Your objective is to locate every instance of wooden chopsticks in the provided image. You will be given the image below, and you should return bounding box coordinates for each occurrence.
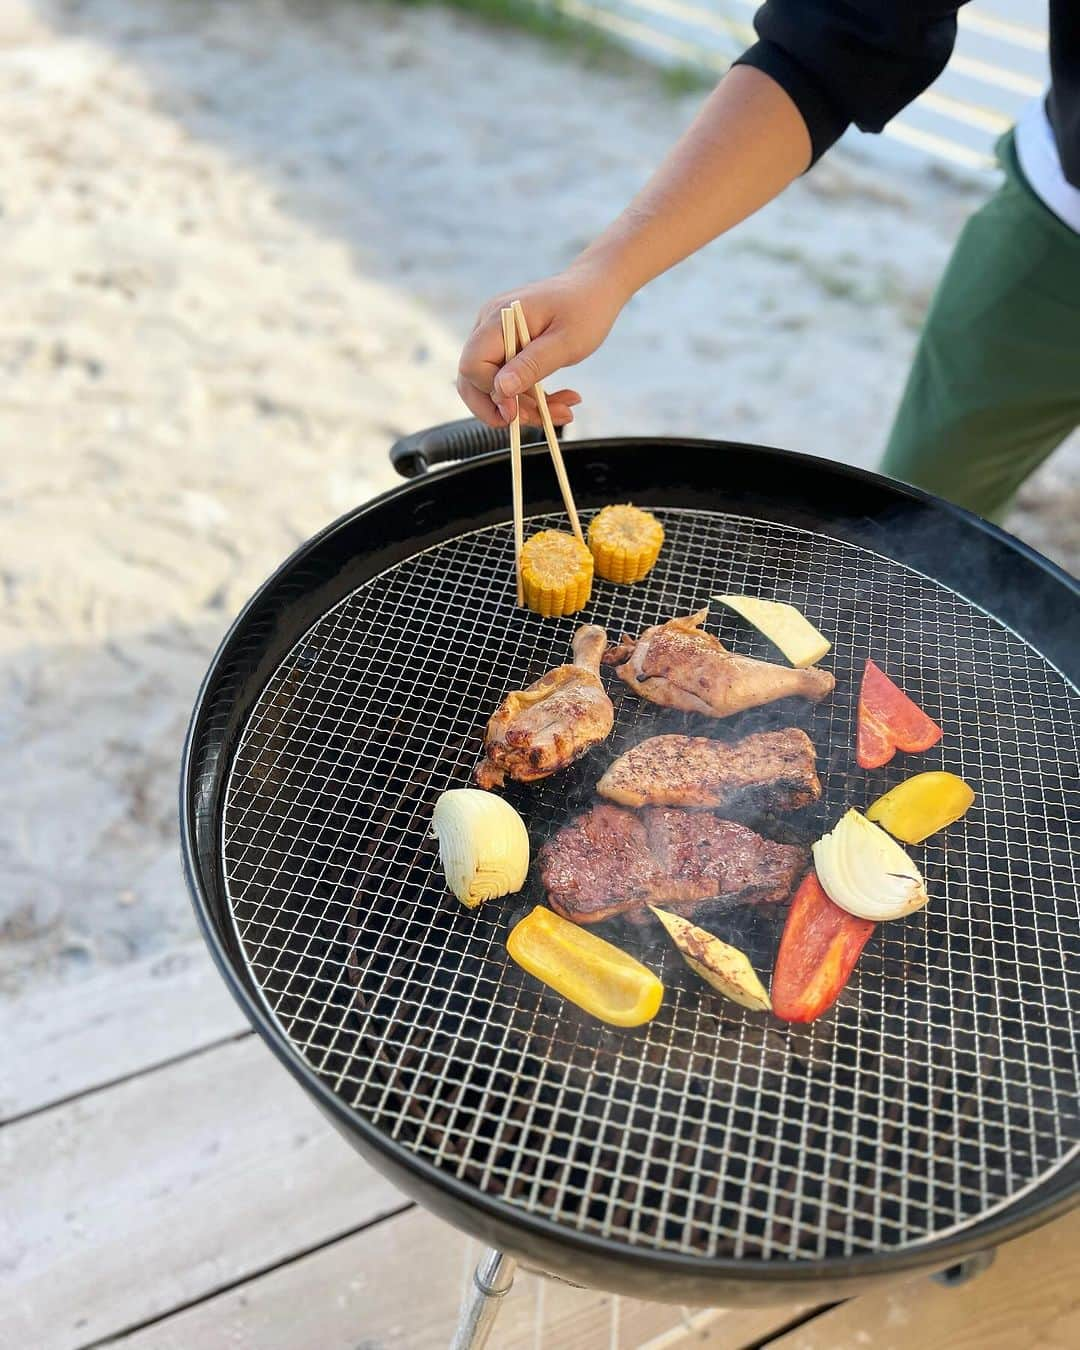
[499,300,584,605]
[510,300,584,545]
[499,308,525,606]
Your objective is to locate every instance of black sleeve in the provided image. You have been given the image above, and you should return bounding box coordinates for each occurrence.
[733,1,962,164]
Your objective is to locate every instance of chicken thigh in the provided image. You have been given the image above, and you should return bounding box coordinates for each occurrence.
[475,625,614,788]
[605,610,834,717]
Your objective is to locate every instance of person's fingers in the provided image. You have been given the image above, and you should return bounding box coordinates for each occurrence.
[495,393,576,426]
[496,398,546,426]
[522,409,576,429]
[456,372,504,428]
[458,311,508,397]
[458,298,584,426]
[544,389,581,410]
[455,379,576,431]
[520,389,578,427]
[498,389,580,422]
[493,330,570,399]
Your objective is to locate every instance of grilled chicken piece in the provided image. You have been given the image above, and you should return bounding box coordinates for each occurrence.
[540,804,807,924]
[597,729,821,813]
[605,609,834,717]
[475,625,614,789]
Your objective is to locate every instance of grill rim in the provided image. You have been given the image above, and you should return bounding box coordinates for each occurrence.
[181,436,1080,1288]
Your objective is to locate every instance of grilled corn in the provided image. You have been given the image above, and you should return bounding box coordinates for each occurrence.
[520,529,594,617]
[587,504,664,584]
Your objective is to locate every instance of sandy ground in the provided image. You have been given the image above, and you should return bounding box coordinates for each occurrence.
[1,0,1076,992]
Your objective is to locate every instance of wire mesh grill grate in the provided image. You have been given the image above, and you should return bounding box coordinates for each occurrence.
[222,509,1079,1260]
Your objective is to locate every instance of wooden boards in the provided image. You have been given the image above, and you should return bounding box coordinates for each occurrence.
[109,1205,815,1350]
[2,943,248,1121]
[763,1206,1080,1350]
[1,1035,402,1349]
[4,954,1077,1349]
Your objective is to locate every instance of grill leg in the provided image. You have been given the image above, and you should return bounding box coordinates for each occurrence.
[931,1249,996,1288]
[450,1248,518,1350]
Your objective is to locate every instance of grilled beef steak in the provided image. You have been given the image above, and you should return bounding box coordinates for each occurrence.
[605,609,834,717]
[597,728,821,812]
[540,804,808,924]
[476,625,614,788]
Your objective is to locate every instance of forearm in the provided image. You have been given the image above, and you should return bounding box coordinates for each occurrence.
[576,66,812,300]
[459,5,961,425]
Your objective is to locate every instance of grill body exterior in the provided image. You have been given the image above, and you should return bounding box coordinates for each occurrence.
[182,436,1079,1306]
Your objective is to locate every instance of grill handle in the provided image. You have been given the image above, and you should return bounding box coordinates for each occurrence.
[389,416,560,478]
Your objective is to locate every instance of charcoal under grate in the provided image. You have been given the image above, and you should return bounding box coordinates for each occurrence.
[221,509,1079,1261]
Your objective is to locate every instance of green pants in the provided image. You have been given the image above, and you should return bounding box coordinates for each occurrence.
[882,131,1080,522]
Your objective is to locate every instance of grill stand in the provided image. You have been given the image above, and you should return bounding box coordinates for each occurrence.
[931,1250,996,1288]
[446,1242,997,1345]
[450,1249,518,1350]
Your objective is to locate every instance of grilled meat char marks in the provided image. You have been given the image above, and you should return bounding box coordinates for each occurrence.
[597,728,821,813]
[540,804,808,924]
[605,609,835,717]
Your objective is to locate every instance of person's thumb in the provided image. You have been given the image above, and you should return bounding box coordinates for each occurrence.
[493,331,568,398]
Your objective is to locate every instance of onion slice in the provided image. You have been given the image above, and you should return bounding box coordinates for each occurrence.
[432,789,529,908]
[812,808,929,922]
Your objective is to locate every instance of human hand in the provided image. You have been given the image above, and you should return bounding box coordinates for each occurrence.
[456,261,627,428]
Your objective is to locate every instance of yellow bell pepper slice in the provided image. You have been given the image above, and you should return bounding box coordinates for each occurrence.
[507,906,663,1027]
[866,771,975,844]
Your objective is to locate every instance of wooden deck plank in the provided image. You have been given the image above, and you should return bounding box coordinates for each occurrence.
[763,1206,1080,1350]
[0,1035,402,1350]
[7,949,1073,1350]
[1,943,249,1121]
[111,1204,813,1350]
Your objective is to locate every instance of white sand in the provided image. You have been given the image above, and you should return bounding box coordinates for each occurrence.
[2,0,1076,990]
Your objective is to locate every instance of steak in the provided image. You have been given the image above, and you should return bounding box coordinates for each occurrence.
[596,729,821,812]
[539,804,808,924]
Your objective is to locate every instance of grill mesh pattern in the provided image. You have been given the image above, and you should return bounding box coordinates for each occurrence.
[222,510,1079,1260]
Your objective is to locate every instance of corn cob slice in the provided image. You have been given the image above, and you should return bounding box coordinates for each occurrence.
[587,505,664,584]
[520,530,594,618]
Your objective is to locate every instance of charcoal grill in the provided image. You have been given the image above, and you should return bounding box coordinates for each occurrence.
[182,425,1079,1339]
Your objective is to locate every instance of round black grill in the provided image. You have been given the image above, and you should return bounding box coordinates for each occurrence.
[220,507,1079,1262]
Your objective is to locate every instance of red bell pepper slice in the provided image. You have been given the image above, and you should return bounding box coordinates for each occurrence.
[856,658,942,769]
[772,872,875,1022]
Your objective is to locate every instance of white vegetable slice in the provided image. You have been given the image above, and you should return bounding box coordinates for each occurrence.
[812,808,929,922]
[714,594,831,667]
[649,907,771,1011]
[432,789,529,908]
